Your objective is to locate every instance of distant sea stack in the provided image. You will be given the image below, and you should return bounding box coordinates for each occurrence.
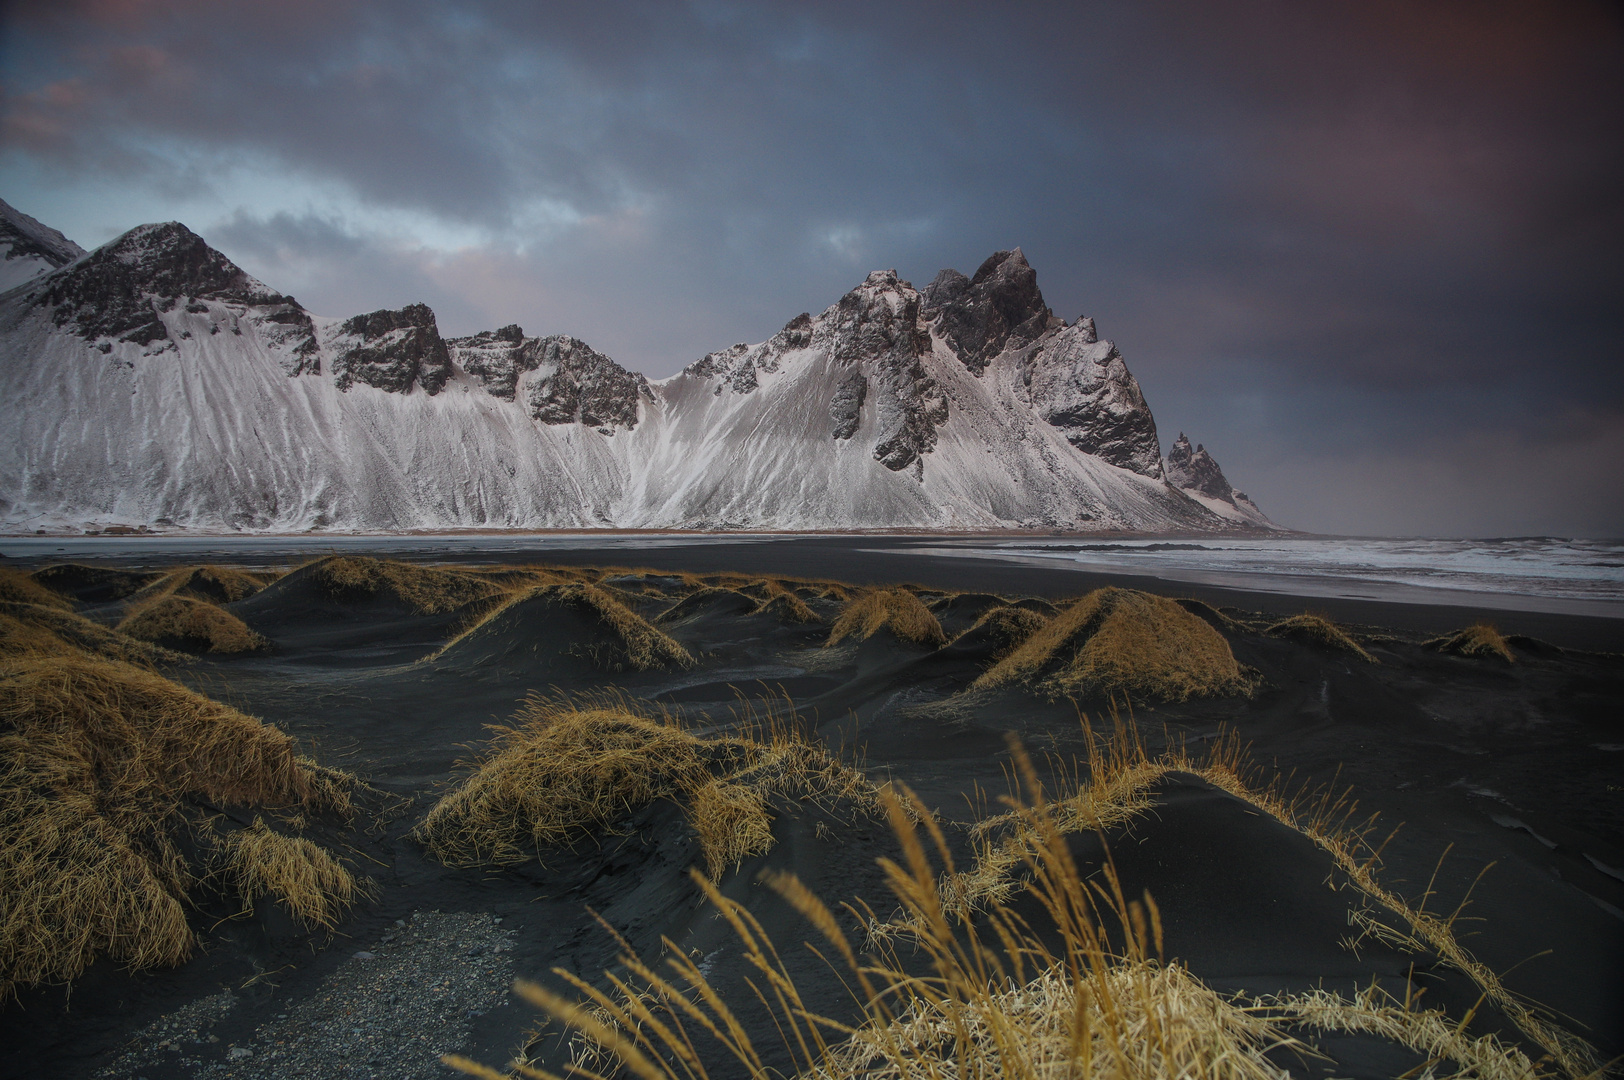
[0,200,1275,533]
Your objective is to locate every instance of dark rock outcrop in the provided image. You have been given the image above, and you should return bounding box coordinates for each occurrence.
[449,325,650,428]
[829,370,868,439]
[525,336,651,430]
[921,249,1058,375]
[330,303,452,395]
[1021,322,1164,478]
[0,197,84,270]
[684,312,815,395]
[824,270,945,472]
[1165,433,1234,500]
[447,323,536,400]
[33,222,310,353]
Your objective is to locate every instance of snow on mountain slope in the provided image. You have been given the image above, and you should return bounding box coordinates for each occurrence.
[0,198,86,295]
[0,214,1278,533]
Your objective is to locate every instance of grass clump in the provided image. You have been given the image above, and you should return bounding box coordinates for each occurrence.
[0,567,73,610]
[128,564,276,606]
[308,555,509,614]
[826,589,946,649]
[753,581,820,623]
[432,583,693,670]
[1428,622,1515,663]
[450,735,1582,1080]
[0,652,342,998]
[414,694,880,879]
[954,604,1048,659]
[220,818,364,930]
[1266,613,1377,663]
[912,717,1600,1080]
[0,601,184,665]
[117,595,268,654]
[973,587,1247,702]
[29,564,163,604]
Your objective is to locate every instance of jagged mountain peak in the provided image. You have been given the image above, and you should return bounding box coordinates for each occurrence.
[0,210,1276,532]
[1166,432,1232,499]
[921,247,1056,375]
[27,218,295,352]
[0,198,85,281]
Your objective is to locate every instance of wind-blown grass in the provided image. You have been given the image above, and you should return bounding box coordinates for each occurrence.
[827,589,946,648]
[1428,623,1516,663]
[444,729,1586,1080]
[973,587,1248,701]
[219,818,365,931]
[118,594,268,654]
[414,693,881,879]
[0,601,184,665]
[1266,613,1377,663]
[0,567,73,611]
[0,651,348,998]
[428,582,694,670]
[306,555,513,614]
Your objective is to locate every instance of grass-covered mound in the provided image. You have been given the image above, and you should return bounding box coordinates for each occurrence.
[972,587,1248,702]
[1266,613,1377,663]
[457,730,1586,1080]
[1428,623,1516,663]
[827,588,947,649]
[754,588,820,623]
[0,567,73,611]
[117,594,268,654]
[29,564,164,604]
[431,583,693,671]
[304,555,515,614]
[657,586,761,623]
[950,604,1049,660]
[0,601,184,665]
[127,564,278,606]
[414,694,881,877]
[0,651,360,999]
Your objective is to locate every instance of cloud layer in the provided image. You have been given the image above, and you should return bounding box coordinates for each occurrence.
[4,0,1621,535]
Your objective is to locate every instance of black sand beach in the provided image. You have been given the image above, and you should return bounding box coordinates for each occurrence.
[1,537,1620,1080]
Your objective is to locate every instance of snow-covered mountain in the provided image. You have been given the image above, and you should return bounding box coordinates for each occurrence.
[0,198,85,295]
[0,210,1276,533]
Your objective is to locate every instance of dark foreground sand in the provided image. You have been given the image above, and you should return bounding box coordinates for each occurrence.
[2,540,1620,1080]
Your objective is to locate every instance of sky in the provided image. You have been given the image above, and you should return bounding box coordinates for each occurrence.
[2,0,1621,537]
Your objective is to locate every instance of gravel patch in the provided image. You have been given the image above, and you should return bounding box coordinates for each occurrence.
[96,911,516,1080]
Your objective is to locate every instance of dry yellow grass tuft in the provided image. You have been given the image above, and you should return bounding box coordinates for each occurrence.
[1428,622,1516,663]
[826,588,947,648]
[220,819,365,930]
[414,694,881,878]
[30,564,164,603]
[656,586,760,622]
[430,582,693,669]
[954,604,1048,659]
[905,717,1600,1080]
[0,652,340,998]
[0,567,73,610]
[0,601,184,665]
[448,733,1576,1080]
[973,587,1247,702]
[1266,613,1377,663]
[307,555,508,614]
[118,595,268,654]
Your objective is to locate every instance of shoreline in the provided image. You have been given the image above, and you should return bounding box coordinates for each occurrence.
[3,533,1619,649]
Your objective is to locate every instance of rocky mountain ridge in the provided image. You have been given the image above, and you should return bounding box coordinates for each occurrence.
[0,197,85,293]
[0,206,1274,532]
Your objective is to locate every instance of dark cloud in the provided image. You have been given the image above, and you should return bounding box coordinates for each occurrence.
[2,0,1621,534]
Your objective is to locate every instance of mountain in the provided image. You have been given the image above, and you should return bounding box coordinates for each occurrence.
[0,198,86,294]
[0,211,1275,533]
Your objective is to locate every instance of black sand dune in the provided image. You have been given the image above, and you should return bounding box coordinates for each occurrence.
[1,546,1620,1080]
